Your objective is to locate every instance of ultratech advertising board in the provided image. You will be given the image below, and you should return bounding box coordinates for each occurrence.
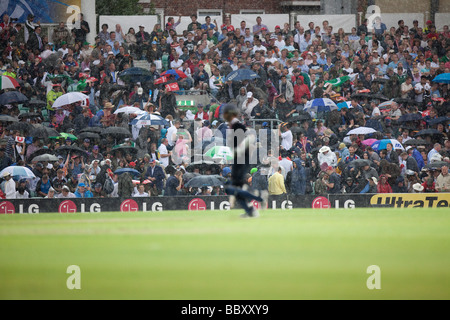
[0,194,449,214]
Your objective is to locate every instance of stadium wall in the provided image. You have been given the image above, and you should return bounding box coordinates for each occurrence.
[1,194,449,214]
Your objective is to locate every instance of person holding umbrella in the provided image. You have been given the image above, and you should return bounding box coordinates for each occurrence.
[46,84,64,115]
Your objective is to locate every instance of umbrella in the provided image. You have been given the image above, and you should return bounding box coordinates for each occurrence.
[112,146,138,155]
[161,69,187,79]
[101,127,132,138]
[6,122,33,133]
[56,145,87,156]
[372,78,388,83]
[432,73,450,84]
[204,146,233,161]
[337,101,353,110]
[0,166,35,179]
[114,106,145,115]
[52,92,89,109]
[0,75,20,90]
[378,100,396,110]
[18,112,42,120]
[184,175,225,188]
[427,117,450,126]
[371,139,405,151]
[362,138,378,146]
[398,113,422,122]
[30,125,60,139]
[345,159,371,168]
[80,127,103,134]
[415,129,444,137]
[32,154,60,162]
[27,148,54,161]
[304,98,338,113]
[186,161,215,173]
[0,115,18,122]
[24,99,47,108]
[393,98,416,105]
[50,132,77,140]
[77,132,101,140]
[225,69,260,82]
[183,172,200,182]
[351,92,370,99]
[367,93,389,101]
[131,113,168,126]
[114,168,141,176]
[403,139,430,146]
[347,127,377,135]
[0,91,28,104]
[425,161,448,169]
[119,67,153,83]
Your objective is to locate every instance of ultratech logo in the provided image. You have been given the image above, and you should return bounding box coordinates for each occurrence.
[370,194,450,208]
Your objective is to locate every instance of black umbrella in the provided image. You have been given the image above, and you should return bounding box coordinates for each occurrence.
[427,117,450,126]
[394,98,416,105]
[425,161,448,169]
[112,146,138,155]
[345,159,371,168]
[184,175,225,188]
[25,99,46,107]
[80,127,104,134]
[0,91,28,104]
[101,127,132,138]
[32,154,60,162]
[119,67,153,83]
[398,113,422,122]
[186,160,215,173]
[77,132,101,140]
[30,125,60,138]
[351,93,370,99]
[415,129,444,137]
[368,93,389,101]
[28,148,55,162]
[183,172,200,183]
[404,139,430,146]
[0,115,18,122]
[6,122,33,133]
[18,112,42,120]
[57,145,87,156]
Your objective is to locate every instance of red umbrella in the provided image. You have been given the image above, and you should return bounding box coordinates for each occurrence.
[154,76,168,85]
[161,69,187,79]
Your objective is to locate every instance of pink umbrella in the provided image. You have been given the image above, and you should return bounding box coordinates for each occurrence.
[362,138,378,146]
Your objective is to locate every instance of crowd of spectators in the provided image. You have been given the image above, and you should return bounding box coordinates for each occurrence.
[0,12,449,199]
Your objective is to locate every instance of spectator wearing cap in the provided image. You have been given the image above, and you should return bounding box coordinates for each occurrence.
[45,188,56,199]
[1,172,16,199]
[75,182,93,198]
[92,183,106,198]
[46,83,64,112]
[242,92,259,119]
[318,146,338,168]
[58,185,76,198]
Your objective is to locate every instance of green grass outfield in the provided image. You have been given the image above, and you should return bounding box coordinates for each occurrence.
[0,208,449,300]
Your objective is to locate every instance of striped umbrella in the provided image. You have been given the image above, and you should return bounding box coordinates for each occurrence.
[304,98,338,113]
[0,75,20,90]
[337,101,353,110]
[0,166,36,180]
[131,112,168,126]
[371,139,405,151]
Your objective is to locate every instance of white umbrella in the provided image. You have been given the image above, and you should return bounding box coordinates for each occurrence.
[0,166,36,179]
[346,127,378,135]
[114,106,145,115]
[52,92,89,109]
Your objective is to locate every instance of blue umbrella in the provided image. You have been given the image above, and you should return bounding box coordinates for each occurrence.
[304,98,338,113]
[427,116,450,126]
[114,168,141,176]
[432,73,450,84]
[371,139,404,151]
[398,113,422,122]
[225,69,260,82]
[131,113,168,126]
[337,101,352,111]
